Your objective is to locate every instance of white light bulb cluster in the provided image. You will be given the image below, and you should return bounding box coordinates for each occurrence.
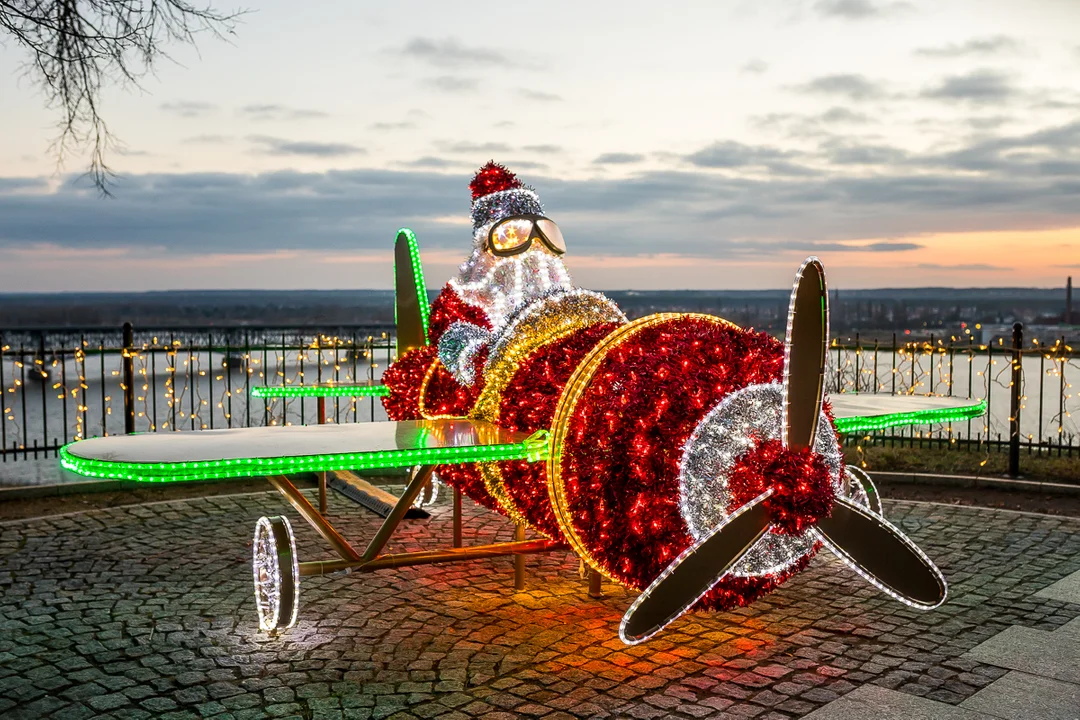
[252,516,299,632]
[678,382,844,578]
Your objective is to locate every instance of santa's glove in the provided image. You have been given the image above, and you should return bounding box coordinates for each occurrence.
[438,322,492,386]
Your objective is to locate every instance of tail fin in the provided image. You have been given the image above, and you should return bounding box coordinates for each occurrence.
[394,228,430,356]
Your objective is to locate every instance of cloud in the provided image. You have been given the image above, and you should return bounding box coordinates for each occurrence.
[967,116,1011,130]
[424,76,478,93]
[916,35,1024,58]
[520,90,562,102]
[812,0,914,20]
[915,262,1003,271]
[920,120,1080,174]
[370,121,417,131]
[792,74,885,101]
[182,135,234,145]
[594,153,646,165]
[922,69,1016,104]
[240,104,328,121]
[160,101,216,118]
[812,240,923,252]
[685,140,816,175]
[398,157,466,169]
[820,140,908,165]
[248,136,366,157]
[437,141,512,154]
[819,107,870,124]
[401,38,516,69]
[741,59,768,74]
[2,120,1077,264]
[0,178,48,192]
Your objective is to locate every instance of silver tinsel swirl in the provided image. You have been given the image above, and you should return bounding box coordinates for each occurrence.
[484,288,626,374]
[678,382,845,578]
[438,321,493,386]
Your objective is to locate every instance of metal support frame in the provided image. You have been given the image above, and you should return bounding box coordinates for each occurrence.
[267,475,361,562]
[362,465,436,561]
[588,569,603,598]
[514,523,526,590]
[267,464,565,587]
[317,396,328,514]
[453,487,463,548]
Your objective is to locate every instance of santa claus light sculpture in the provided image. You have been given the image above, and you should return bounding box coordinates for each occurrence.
[383,162,947,644]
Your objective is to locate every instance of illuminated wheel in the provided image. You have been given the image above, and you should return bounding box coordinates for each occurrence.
[253,516,299,634]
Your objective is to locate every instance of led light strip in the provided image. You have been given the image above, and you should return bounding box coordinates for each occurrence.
[832,399,987,434]
[417,359,464,420]
[251,385,390,399]
[397,228,431,343]
[60,431,551,483]
[547,313,740,583]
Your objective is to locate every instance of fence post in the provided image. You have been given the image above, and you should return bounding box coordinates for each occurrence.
[1009,322,1023,478]
[123,322,136,435]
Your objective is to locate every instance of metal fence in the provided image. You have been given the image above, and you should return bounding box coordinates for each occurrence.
[827,326,1079,467]
[1,324,396,461]
[3,322,1078,468]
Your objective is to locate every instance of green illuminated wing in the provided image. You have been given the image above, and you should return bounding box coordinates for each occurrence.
[829,394,987,434]
[60,421,549,483]
[394,228,431,355]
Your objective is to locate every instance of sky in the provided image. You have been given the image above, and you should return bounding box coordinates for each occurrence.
[1,0,1079,293]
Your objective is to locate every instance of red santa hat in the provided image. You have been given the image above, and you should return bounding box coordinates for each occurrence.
[468,161,544,235]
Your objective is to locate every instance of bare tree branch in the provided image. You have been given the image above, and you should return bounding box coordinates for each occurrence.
[1,0,244,195]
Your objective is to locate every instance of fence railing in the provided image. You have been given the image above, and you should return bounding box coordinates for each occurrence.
[1,324,395,461]
[827,325,1079,472]
[3,322,1077,475]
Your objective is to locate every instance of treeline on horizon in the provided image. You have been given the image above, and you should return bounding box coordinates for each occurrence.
[0,287,1073,337]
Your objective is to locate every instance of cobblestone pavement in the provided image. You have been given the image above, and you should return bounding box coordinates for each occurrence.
[1,488,1078,720]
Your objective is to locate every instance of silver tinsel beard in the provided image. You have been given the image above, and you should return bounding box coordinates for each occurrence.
[678,382,845,578]
[449,247,575,330]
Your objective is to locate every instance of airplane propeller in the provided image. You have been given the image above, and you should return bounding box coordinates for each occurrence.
[619,258,947,644]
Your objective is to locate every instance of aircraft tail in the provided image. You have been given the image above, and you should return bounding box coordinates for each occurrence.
[393,228,431,356]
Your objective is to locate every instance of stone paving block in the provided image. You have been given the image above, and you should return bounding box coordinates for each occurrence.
[1,495,1079,719]
[960,670,1080,720]
[965,625,1080,684]
[1034,568,1080,605]
[802,684,993,719]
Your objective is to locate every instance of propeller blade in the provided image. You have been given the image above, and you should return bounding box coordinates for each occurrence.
[783,258,828,451]
[620,489,774,645]
[814,495,946,609]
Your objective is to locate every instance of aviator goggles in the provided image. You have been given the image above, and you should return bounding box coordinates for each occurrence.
[486,214,567,257]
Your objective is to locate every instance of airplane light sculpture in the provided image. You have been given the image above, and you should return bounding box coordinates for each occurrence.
[60,164,985,644]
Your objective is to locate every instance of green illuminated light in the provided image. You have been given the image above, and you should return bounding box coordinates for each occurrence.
[397,227,431,344]
[834,399,987,434]
[251,384,390,399]
[60,430,551,483]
